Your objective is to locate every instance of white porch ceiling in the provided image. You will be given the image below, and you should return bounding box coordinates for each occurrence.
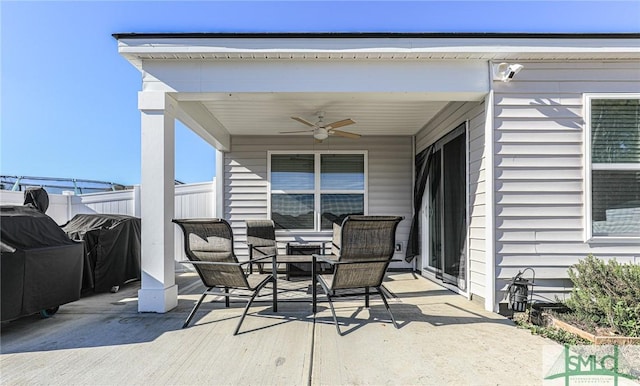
[189,92,450,137]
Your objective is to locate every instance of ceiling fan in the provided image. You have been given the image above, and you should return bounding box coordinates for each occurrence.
[280,111,360,141]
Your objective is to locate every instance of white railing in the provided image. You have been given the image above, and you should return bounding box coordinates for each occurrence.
[1,179,216,265]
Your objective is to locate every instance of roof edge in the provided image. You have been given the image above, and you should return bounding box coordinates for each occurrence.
[112,32,640,40]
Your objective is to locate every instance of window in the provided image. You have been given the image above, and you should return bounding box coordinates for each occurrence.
[586,95,640,239]
[269,152,366,231]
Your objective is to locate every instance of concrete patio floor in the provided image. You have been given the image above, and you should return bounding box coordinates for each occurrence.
[1,272,559,385]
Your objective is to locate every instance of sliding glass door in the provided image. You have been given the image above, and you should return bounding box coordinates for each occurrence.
[428,150,442,277]
[422,124,467,291]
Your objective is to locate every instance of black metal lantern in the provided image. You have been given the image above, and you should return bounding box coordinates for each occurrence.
[507,268,535,312]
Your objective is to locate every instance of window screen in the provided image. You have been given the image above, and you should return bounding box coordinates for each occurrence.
[270,152,366,231]
[589,98,640,237]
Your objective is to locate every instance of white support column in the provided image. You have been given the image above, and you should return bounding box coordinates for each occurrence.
[138,91,178,313]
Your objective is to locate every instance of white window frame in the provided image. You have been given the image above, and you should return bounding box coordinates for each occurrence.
[267,150,368,233]
[584,93,640,242]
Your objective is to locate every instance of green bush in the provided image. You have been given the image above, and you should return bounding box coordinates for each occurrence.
[565,255,640,337]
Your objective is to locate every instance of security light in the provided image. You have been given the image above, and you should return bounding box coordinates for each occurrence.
[493,62,524,82]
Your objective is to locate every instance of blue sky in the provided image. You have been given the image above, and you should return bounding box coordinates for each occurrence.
[2,1,639,185]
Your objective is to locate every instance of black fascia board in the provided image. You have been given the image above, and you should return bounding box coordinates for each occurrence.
[112,32,640,40]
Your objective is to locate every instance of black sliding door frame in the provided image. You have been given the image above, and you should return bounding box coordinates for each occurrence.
[421,121,469,293]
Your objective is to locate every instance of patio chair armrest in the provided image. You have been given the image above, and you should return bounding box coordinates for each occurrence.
[177,260,244,267]
[244,254,276,264]
[247,244,278,261]
[312,254,338,265]
[247,254,278,279]
[322,258,393,265]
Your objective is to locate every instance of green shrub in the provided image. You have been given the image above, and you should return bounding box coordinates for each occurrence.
[565,255,640,337]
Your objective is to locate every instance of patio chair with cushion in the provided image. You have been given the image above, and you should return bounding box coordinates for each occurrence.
[173,218,276,335]
[312,215,403,335]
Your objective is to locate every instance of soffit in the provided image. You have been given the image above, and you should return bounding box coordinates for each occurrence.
[193,93,450,137]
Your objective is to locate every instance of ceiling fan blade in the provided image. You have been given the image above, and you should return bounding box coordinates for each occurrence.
[279,129,314,134]
[325,118,355,129]
[330,129,361,139]
[291,116,316,127]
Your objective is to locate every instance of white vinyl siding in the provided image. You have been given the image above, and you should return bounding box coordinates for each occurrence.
[416,101,487,299]
[492,61,640,304]
[224,135,413,267]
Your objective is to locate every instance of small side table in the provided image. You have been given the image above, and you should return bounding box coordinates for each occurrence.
[285,242,325,280]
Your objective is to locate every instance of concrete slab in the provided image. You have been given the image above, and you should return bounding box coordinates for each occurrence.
[1,272,562,385]
[311,273,552,385]
[1,274,313,385]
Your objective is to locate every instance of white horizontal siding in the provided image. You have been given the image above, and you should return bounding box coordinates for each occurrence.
[415,100,487,298]
[224,135,413,267]
[492,60,640,307]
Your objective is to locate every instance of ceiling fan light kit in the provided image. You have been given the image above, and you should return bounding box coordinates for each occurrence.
[313,128,329,140]
[281,111,360,141]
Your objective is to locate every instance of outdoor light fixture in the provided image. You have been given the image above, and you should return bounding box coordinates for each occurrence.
[313,127,329,140]
[507,267,535,313]
[493,62,524,82]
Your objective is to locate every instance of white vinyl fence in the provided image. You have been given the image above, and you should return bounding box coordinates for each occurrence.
[0,180,216,266]
[0,190,73,224]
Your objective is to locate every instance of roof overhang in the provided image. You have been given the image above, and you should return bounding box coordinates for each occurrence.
[114,33,640,150]
[114,32,640,64]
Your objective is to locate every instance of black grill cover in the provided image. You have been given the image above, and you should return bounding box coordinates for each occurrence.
[23,187,49,214]
[62,214,141,293]
[1,205,83,321]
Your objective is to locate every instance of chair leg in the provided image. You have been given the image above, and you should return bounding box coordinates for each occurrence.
[234,279,270,335]
[312,257,317,313]
[325,292,342,336]
[317,279,341,335]
[183,289,211,329]
[272,254,278,312]
[365,286,370,308]
[377,286,398,329]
